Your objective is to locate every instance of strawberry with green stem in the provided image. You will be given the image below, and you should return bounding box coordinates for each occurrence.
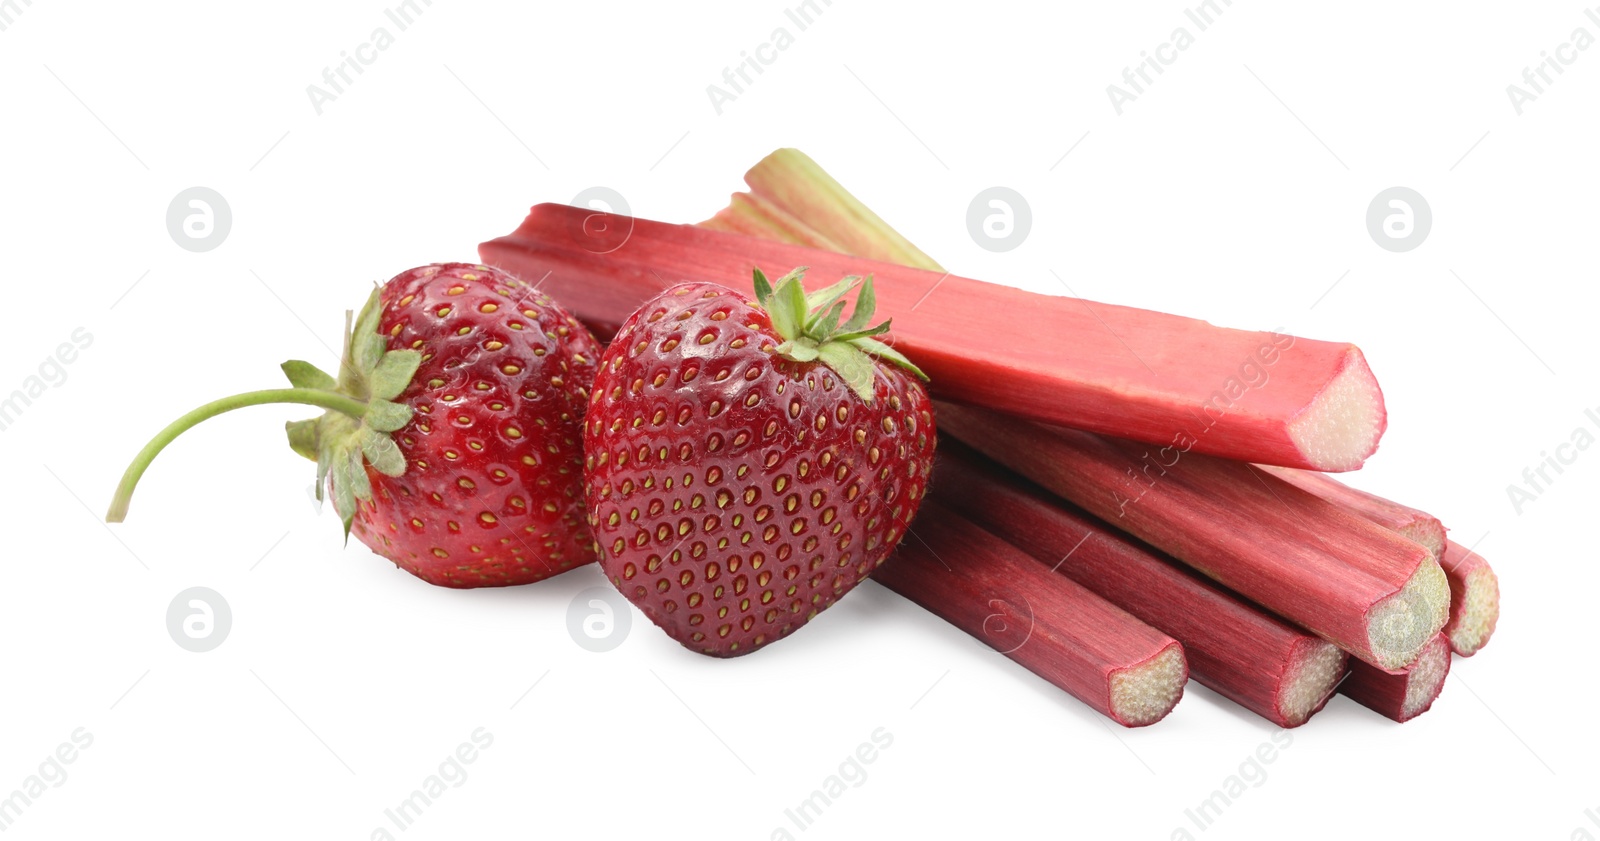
[584,267,936,656]
[107,263,602,587]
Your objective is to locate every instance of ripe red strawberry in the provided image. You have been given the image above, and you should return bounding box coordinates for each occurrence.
[584,267,936,656]
[107,262,603,587]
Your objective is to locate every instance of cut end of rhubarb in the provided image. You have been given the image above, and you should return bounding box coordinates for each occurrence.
[1278,639,1349,727]
[1397,519,1447,562]
[1448,566,1501,656]
[1399,636,1452,720]
[1343,632,1452,722]
[1366,559,1450,670]
[1109,643,1187,727]
[1286,347,1386,472]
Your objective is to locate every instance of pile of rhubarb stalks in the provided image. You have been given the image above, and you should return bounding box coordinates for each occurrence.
[480,150,1500,728]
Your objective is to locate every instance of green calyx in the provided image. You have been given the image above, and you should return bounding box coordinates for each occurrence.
[105,287,422,539]
[753,267,927,403]
[285,287,422,536]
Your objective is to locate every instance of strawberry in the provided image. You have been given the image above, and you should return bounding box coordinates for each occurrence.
[584,267,936,656]
[107,263,603,588]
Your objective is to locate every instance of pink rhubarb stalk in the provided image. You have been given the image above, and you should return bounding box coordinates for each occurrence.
[1261,469,1499,656]
[700,190,844,251]
[932,443,1347,728]
[1258,466,1446,560]
[1341,633,1452,722]
[1439,540,1501,656]
[876,498,1188,727]
[934,403,1449,671]
[481,204,1387,470]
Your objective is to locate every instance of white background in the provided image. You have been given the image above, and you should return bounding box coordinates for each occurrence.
[1,1,1595,838]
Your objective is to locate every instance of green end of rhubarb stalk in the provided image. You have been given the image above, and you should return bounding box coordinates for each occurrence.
[744,149,945,272]
[752,267,928,403]
[105,288,421,539]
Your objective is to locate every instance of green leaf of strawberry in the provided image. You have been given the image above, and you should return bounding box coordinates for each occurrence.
[285,418,319,462]
[281,360,336,391]
[757,267,928,402]
[363,398,413,433]
[281,288,433,537]
[369,351,422,401]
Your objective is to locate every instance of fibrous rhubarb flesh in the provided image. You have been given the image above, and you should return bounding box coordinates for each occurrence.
[1342,633,1452,722]
[1439,540,1501,656]
[480,204,1387,470]
[875,498,1187,727]
[931,443,1346,727]
[1259,469,1498,657]
[934,403,1449,671]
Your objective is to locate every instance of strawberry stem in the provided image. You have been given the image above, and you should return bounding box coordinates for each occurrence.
[105,388,370,523]
[106,287,424,538]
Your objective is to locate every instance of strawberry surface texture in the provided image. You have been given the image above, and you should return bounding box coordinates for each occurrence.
[584,271,936,656]
[345,263,604,587]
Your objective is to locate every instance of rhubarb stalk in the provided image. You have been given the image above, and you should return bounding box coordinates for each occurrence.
[481,204,1388,471]
[1259,469,1499,656]
[935,403,1449,671]
[930,443,1347,728]
[706,145,1477,678]
[701,190,844,251]
[876,498,1188,727]
[713,148,945,271]
[1341,633,1452,722]
[1258,466,1446,560]
[1439,540,1501,656]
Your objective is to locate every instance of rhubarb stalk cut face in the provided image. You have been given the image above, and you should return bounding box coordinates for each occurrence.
[1342,633,1452,722]
[1439,540,1501,656]
[935,403,1449,671]
[1261,468,1497,656]
[876,498,1187,727]
[479,204,1387,471]
[931,443,1348,728]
